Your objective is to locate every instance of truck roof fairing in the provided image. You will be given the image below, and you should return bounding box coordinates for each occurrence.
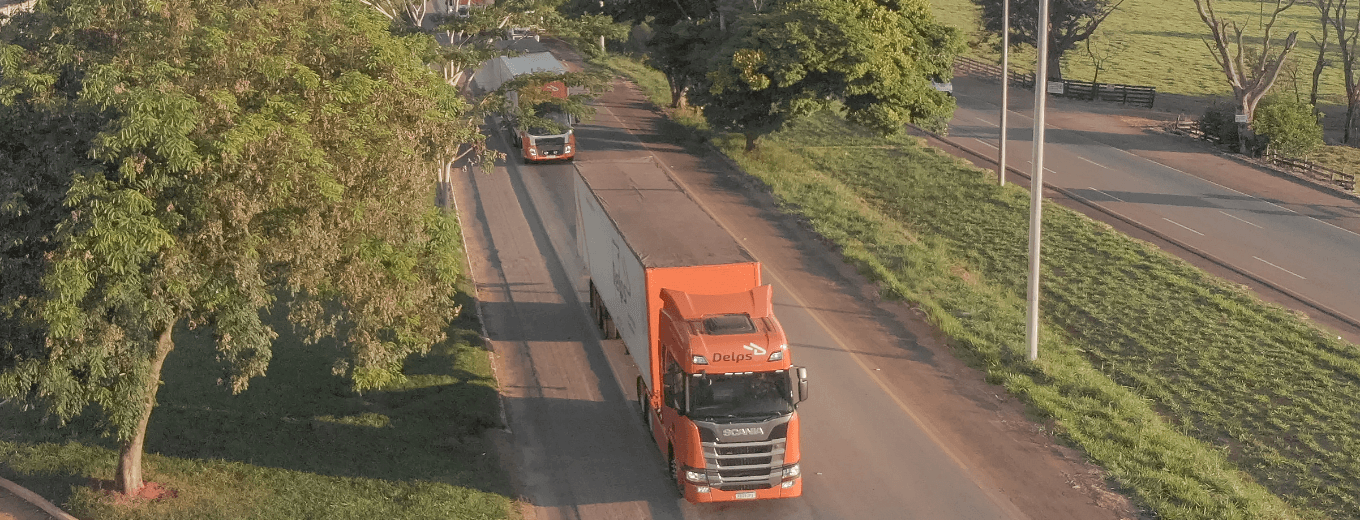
[661,286,790,372]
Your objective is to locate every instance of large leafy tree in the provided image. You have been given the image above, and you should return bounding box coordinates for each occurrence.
[695,0,962,151]
[645,18,727,108]
[601,0,737,108]
[0,0,480,494]
[974,0,1123,80]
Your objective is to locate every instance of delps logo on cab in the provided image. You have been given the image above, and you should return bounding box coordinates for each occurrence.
[712,352,753,362]
[713,343,769,362]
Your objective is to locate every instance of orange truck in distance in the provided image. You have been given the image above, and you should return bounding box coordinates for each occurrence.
[573,158,809,502]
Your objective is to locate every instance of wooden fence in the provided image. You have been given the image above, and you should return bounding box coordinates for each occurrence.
[1168,117,1357,192]
[1263,151,1358,192]
[953,56,1156,108]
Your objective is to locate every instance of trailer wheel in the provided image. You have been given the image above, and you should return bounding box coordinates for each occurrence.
[602,311,619,340]
[636,377,649,426]
[588,281,602,329]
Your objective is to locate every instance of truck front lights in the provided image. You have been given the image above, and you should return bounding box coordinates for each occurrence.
[528,147,538,157]
[782,463,800,480]
[692,355,708,365]
[767,350,784,362]
[684,470,708,484]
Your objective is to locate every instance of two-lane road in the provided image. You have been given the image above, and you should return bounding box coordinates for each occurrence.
[453,72,1139,519]
[945,79,1360,337]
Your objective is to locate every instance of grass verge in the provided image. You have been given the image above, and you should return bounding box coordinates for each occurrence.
[606,53,1360,520]
[0,215,514,520]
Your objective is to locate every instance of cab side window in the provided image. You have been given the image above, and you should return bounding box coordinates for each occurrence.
[663,360,684,411]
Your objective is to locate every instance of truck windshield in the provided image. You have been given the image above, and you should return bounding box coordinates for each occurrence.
[527,111,573,136]
[688,371,793,421]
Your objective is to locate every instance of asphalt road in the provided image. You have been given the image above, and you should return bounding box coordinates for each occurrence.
[454,65,1139,518]
[943,76,1360,339]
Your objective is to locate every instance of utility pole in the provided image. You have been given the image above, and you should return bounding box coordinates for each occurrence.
[998,0,1010,186]
[1026,0,1052,361]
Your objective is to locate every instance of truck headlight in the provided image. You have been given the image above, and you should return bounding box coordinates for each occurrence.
[528,147,538,156]
[782,463,800,479]
[564,145,572,154]
[685,470,708,484]
[692,355,708,365]
[767,350,783,361]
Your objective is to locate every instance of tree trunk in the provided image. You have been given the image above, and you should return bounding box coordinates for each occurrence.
[1239,96,1260,155]
[744,133,759,152]
[1047,49,1064,81]
[1310,37,1328,108]
[670,84,688,109]
[115,322,176,495]
[665,73,688,109]
[1346,70,1359,144]
[1346,96,1357,143]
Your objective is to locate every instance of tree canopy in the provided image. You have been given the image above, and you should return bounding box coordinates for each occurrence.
[973,0,1123,80]
[695,0,962,150]
[1,0,480,494]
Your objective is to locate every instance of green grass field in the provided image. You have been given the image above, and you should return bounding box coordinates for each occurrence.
[930,0,1350,103]
[0,216,514,519]
[602,53,1360,520]
[928,0,1360,180]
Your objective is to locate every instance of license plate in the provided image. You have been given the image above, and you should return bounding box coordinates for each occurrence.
[735,492,757,500]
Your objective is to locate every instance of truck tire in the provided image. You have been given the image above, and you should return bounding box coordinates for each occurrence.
[668,448,685,497]
[588,281,602,328]
[602,312,619,340]
[636,377,649,426]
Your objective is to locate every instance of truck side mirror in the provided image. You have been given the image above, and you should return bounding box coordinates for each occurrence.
[793,366,809,403]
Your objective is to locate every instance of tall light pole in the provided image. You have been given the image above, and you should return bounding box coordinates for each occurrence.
[1026,0,1052,361]
[998,0,1010,186]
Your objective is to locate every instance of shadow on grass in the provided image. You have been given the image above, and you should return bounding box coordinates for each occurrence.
[0,291,513,508]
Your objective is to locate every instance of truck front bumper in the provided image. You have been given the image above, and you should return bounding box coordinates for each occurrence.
[682,477,801,503]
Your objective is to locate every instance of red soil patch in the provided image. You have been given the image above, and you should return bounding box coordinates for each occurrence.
[88,479,177,506]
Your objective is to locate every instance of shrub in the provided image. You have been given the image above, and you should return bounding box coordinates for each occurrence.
[1253,97,1324,158]
[1200,103,1268,155]
[1200,103,1236,145]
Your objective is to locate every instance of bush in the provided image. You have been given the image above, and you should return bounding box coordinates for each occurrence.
[1253,97,1324,158]
[1200,103,1269,155]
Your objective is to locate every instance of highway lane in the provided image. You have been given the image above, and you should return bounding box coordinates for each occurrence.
[455,72,1138,519]
[471,112,1019,520]
[945,85,1360,331]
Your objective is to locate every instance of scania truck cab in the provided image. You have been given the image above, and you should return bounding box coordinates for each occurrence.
[650,286,808,502]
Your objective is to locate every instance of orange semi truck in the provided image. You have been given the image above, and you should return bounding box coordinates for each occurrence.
[573,158,809,502]
[472,52,576,163]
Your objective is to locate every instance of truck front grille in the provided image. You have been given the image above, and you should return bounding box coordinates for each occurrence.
[700,438,786,491]
[721,483,769,491]
[716,445,771,456]
[726,456,772,466]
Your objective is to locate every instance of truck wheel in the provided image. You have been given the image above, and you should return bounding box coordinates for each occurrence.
[636,377,648,426]
[668,448,685,497]
[588,281,602,328]
[602,314,619,340]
